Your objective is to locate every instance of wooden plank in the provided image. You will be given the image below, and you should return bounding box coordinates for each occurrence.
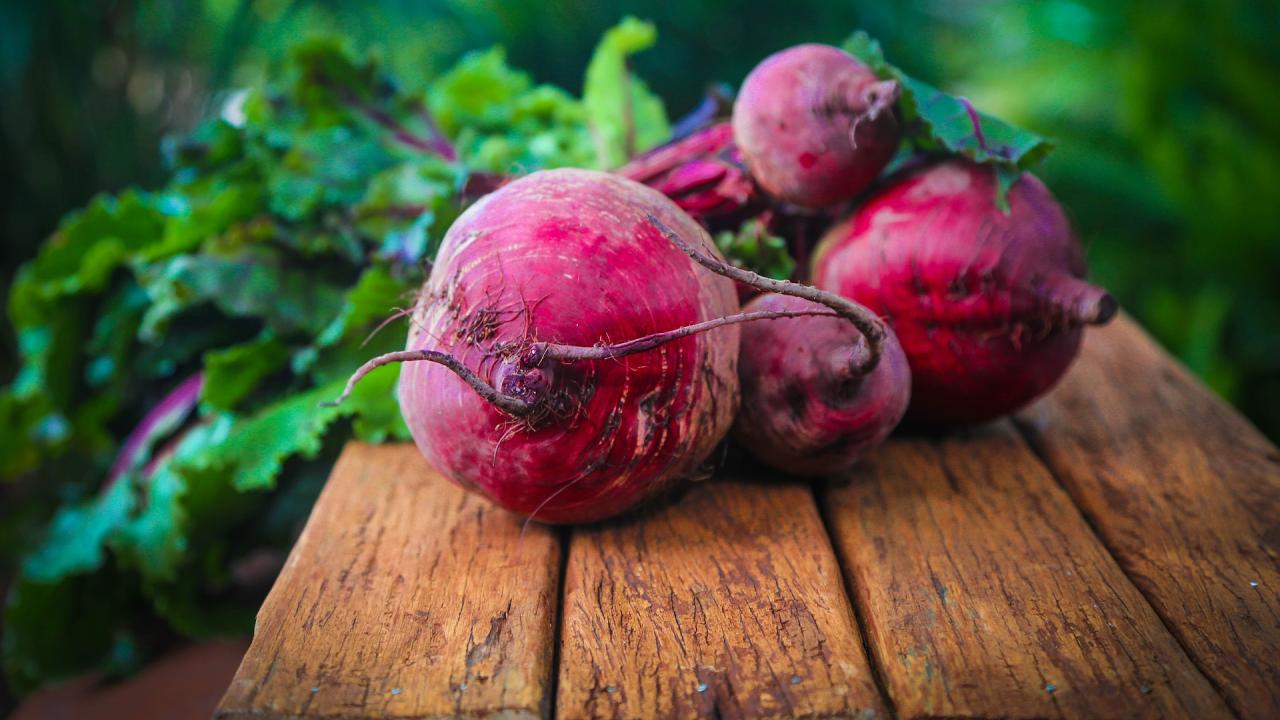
[822,422,1232,719]
[215,443,563,720]
[557,477,886,719]
[1017,315,1280,718]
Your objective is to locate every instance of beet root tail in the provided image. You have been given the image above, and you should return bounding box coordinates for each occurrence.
[1039,273,1118,326]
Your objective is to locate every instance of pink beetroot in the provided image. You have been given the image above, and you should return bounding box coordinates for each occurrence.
[334,169,841,523]
[812,159,1116,424]
[331,169,893,522]
[389,169,742,523]
[619,122,760,228]
[733,44,901,208]
[733,293,910,476]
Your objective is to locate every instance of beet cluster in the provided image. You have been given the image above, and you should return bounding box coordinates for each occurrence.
[339,42,1114,524]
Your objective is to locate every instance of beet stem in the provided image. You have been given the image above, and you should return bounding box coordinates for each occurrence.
[324,349,532,417]
[862,79,900,122]
[646,213,887,374]
[103,371,204,492]
[958,97,989,152]
[532,308,840,362]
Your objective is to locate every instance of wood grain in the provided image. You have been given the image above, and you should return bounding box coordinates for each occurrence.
[215,443,563,719]
[822,422,1232,719]
[557,477,886,719]
[1017,315,1280,718]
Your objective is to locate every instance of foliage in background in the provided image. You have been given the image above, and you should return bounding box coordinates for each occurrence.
[0,20,669,694]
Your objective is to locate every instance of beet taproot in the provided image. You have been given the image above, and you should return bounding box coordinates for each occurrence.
[394,169,745,522]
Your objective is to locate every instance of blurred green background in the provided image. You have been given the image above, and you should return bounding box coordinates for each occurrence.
[2,0,1278,440]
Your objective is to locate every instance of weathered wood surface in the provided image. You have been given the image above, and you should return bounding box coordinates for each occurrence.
[557,477,886,719]
[820,420,1232,719]
[1018,315,1280,719]
[215,443,563,720]
[214,317,1280,719]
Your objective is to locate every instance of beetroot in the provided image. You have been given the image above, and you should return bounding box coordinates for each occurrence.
[733,44,901,208]
[733,293,910,476]
[333,169,842,524]
[619,122,760,228]
[387,169,743,522]
[812,160,1117,424]
[642,219,901,476]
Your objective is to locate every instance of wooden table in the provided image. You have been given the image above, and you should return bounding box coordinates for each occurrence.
[215,317,1280,719]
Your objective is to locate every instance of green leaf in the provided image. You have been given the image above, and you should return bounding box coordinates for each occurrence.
[0,391,53,478]
[315,265,414,349]
[6,192,165,434]
[355,160,459,264]
[430,50,595,172]
[715,219,796,281]
[138,248,347,340]
[145,179,265,261]
[8,191,165,325]
[186,381,348,492]
[114,416,254,582]
[287,38,450,160]
[844,30,1054,208]
[117,462,188,580]
[288,37,384,127]
[430,47,532,135]
[264,126,396,222]
[85,281,149,389]
[201,334,290,412]
[582,17,670,168]
[21,479,135,582]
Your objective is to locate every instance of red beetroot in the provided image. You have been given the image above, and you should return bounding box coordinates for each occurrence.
[332,171,889,522]
[734,294,910,476]
[733,44,901,208]
[335,169,842,523]
[394,169,742,523]
[619,122,761,228]
[812,160,1117,424]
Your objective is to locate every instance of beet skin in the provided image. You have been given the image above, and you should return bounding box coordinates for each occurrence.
[733,293,910,476]
[812,160,1116,424]
[398,169,740,523]
[733,44,901,208]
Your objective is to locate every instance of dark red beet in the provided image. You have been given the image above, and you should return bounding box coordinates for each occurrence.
[619,122,761,228]
[733,293,910,476]
[812,160,1117,424]
[733,44,901,208]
